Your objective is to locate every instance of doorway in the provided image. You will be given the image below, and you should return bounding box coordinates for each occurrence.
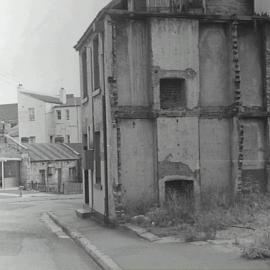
[0,162,2,189]
[84,170,89,204]
[57,169,62,193]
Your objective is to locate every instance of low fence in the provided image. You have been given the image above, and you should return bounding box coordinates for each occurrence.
[25,182,82,194]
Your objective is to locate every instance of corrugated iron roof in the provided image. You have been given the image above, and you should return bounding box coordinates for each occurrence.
[20,91,62,104]
[24,143,80,162]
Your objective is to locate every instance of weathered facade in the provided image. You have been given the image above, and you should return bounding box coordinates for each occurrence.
[0,133,81,193]
[76,0,270,222]
[18,86,82,144]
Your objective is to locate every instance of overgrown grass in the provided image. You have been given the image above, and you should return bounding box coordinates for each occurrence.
[242,232,270,259]
[130,191,270,242]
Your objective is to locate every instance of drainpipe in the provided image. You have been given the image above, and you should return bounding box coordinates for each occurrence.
[102,35,109,224]
[1,161,4,189]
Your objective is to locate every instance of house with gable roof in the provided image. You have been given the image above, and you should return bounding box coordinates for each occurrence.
[17,85,82,144]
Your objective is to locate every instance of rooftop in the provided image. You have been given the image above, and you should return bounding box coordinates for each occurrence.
[24,143,80,162]
[20,91,62,104]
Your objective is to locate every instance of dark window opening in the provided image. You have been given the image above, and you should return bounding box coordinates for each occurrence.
[165,180,194,204]
[82,49,88,99]
[21,137,29,143]
[94,131,101,185]
[160,78,186,110]
[93,36,100,90]
[83,134,88,150]
[55,136,64,143]
[56,110,61,120]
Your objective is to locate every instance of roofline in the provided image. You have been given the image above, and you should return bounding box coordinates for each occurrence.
[30,158,79,163]
[19,91,62,104]
[75,5,270,51]
[74,0,122,51]
[53,104,81,108]
[4,134,28,150]
[0,158,22,161]
[62,143,80,156]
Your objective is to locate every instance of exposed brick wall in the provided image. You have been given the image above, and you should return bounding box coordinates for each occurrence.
[206,0,254,15]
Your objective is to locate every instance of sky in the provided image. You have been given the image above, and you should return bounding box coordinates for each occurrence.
[0,0,269,105]
[0,0,110,104]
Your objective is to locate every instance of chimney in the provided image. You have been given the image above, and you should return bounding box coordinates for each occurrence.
[59,87,67,104]
[17,83,24,92]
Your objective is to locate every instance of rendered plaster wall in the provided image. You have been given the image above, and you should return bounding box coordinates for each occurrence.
[29,160,78,185]
[206,0,254,15]
[150,18,200,109]
[120,119,156,209]
[199,119,232,197]
[157,117,200,194]
[199,23,232,106]
[92,95,106,216]
[115,19,150,106]
[238,24,263,107]
[241,120,266,191]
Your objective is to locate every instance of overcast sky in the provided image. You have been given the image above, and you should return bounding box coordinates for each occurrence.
[0,0,110,104]
[0,0,269,104]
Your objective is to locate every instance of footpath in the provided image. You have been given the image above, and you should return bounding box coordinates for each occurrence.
[49,204,270,270]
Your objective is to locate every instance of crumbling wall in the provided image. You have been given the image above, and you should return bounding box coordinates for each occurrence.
[115,19,150,106]
[120,119,156,210]
[238,24,263,107]
[199,23,232,106]
[150,18,199,109]
[200,119,232,198]
[206,0,254,15]
[157,117,200,204]
[241,120,266,192]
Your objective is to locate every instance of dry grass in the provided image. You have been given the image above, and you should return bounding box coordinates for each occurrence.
[242,232,270,259]
[136,192,270,242]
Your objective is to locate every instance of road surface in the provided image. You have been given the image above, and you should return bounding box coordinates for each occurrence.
[0,193,100,270]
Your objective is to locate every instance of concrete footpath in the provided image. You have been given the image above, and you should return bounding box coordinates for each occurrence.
[49,205,270,270]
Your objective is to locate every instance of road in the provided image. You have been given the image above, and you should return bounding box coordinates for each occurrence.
[0,192,100,270]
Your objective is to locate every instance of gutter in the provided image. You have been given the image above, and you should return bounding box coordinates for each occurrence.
[63,143,81,156]
[4,134,28,150]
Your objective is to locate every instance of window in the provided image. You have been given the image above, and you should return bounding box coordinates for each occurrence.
[82,49,88,99]
[28,108,35,121]
[50,136,53,143]
[66,109,70,120]
[21,137,29,143]
[29,136,36,143]
[66,135,71,143]
[93,36,100,90]
[55,136,64,143]
[69,167,76,180]
[160,78,186,110]
[94,131,101,185]
[56,110,61,120]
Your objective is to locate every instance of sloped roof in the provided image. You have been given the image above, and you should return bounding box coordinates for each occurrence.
[24,143,80,162]
[8,125,19,137]
[74,0,124,50]
[0,103,18,123]
[20,91,62,104]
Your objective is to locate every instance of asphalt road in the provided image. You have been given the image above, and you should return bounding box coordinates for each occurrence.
[0,194,100,270]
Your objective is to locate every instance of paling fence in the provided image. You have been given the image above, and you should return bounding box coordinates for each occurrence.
[26,182,82,194]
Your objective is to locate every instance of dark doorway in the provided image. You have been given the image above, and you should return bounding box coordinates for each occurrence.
[165,180,194,203]
[0,162,2,188]
[57,169,62,193]
[84,170,89,204]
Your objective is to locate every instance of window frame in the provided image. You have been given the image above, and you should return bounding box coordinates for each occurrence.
[28,108,35,121]
[56,110,62,120]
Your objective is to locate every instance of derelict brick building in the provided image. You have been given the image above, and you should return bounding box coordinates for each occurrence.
[76,0,270,222]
